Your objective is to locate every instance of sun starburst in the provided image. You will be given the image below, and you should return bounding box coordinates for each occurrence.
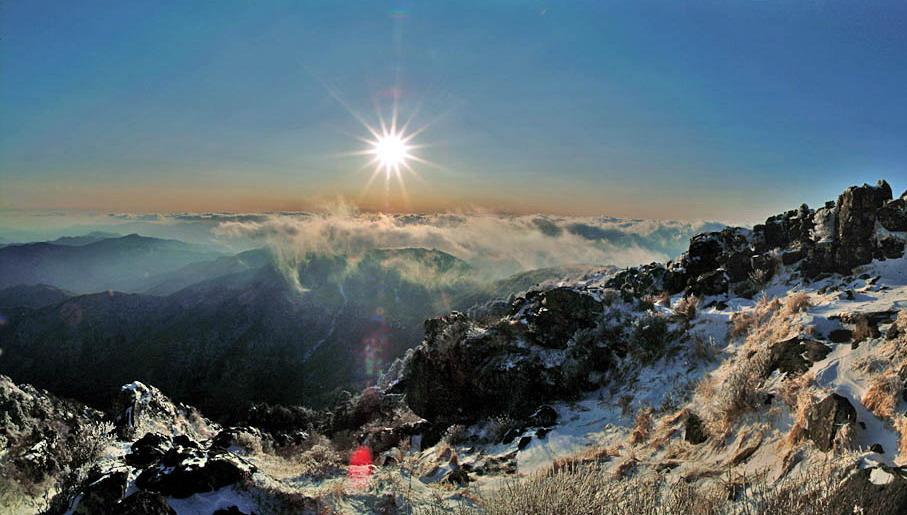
[368,129,413,176]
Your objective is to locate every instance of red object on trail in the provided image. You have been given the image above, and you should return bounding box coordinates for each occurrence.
[347,446,374,489]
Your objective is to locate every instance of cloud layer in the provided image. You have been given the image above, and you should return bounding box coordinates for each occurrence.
[211,205,724,280]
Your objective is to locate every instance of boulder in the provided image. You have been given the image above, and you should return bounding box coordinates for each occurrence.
[528,405,558,427]
[804,393,857,452]
[116,491,177,515]
[135,450,254,498]
[73,470,128,515]
[125,433,171,468]
[726,251,754,283]
[766,337,831,377]
[828,329,853,343]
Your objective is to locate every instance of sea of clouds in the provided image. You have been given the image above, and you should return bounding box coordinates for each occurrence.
[5,206,725,281]
[209,205,724,280]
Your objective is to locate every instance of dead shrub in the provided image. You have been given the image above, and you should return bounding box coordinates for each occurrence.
[698,348,771,438]
[691,335,720,363]
[674,295,699,322]
[784,292,811,315]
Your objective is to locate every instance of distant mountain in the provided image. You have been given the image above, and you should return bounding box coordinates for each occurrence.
[0,233,224,293]
[0,242,623,419]
[0,284,73,309]
[143,248,272,295]
[48,231,122,246]
[0,248,482,416]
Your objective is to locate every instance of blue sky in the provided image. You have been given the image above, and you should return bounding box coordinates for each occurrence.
[2,0,906,222]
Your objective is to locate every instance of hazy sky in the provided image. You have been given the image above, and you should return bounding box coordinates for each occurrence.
[2,0,906,222]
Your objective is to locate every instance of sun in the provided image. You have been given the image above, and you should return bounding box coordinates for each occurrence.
[327,83,441,205]
[370,131,412,173]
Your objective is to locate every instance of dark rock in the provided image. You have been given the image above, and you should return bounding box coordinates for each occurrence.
[828,329,853,343]
[827,464,907,515]
[172,435,199,449]
[726,251,754,283]
[125,432,171,468]
[684,413,708,445]
[442,468,471,486]
[535,428,550,439]
[135,451,254,498]
[804,394,857,452]
[877,235,906,259]
[213,507,250,515]
[501,427,523,445]
[831,180,892,274]
[116,491,177,515]
[878,198,907,232]
[528,405,558,427]
[74,471,128,515]
[689,270,728,296]
[403,288,622,425]
[517,436,532,450]
[767,337,831,377]
[685,234,725,277]
[526,287,603,348]
[781,249,805,265]
[870,444,885,454]
[750,254,776,283]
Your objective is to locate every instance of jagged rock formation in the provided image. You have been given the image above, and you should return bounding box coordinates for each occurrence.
[0,375,106,487]
[607,180,907,297]
[113,381,219,440]
[398,287,677,427]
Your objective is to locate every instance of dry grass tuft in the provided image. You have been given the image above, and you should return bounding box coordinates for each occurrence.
[862,373,902,419]
[691,335,720,363]
[674,295,699,322]
[895,416,907,465]
[629,407,655,445]
[697,348,771,439]
[853,317,873,343]
[784,292,811,315]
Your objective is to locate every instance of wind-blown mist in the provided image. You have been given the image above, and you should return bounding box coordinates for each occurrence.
[212,205,724,283]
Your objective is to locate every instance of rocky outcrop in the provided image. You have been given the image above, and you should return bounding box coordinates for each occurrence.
[607,181,907,298]
[804,393,857,452]
[0,375,106,485]
[130,433,255,498]
[400,287,671,427]
[69,431,256,513]
[112,381,218,440]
